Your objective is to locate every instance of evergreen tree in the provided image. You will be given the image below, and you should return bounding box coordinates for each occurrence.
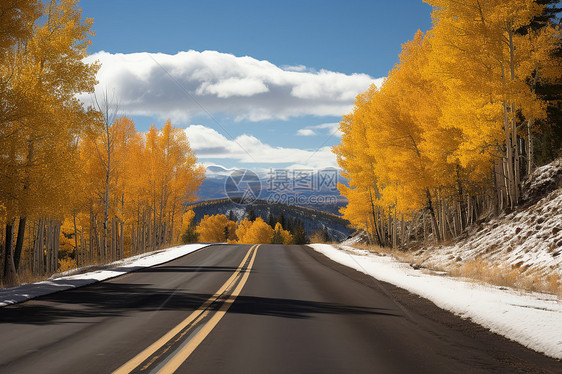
[247,207,257,222]
[322,226,331,242]
[181,223,198,244]
[278,213,286,229]
[268,213,276,227]
[286,217,293,233]
[292,220,307,245]
[271,229,284,244]
[522,0,562,166]
[228,210,236,222]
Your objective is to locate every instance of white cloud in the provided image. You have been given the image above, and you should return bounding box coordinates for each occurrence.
[281,64,308,72]
[296,129,316,136]
[82,50,384,123]
[296,122,342,137]
[197,77,268,98]
[185,124,337,169]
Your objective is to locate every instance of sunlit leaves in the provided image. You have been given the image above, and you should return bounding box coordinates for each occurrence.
[334,0,558,236]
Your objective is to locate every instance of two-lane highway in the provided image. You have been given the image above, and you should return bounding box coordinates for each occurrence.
[0,245,559,373]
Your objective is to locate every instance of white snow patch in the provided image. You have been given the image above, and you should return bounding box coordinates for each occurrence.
[0,243,212,307]
[341,233,365,246]
[412,158,562,294]
[523,158,562,200]
[309,243,562,359]
[421,188,562,280]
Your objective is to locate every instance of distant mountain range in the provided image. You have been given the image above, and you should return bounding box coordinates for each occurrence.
[197,165,349,215]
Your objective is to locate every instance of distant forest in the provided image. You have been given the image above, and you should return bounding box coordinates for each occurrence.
[186,199,353,242]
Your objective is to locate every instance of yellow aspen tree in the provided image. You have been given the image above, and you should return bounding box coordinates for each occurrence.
[359,54,438,237]
[0,1,40,54]
[79,115,136,260]
[425,0,555,208]
[333,86,385,242]
[336,31,463,243]
[0,0,41,133]
[272,222,293,244]
[119,121,203,252]
[196,214,229,243]
[237,218,274,244]
[158,121,204,245]
[1,0,98,283]
[235,218,253,244]
[179,210,196,239]
[122,128,149,254]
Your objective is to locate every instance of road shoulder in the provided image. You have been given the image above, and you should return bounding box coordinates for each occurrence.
[0,243,213,307]
[304,244,561,373]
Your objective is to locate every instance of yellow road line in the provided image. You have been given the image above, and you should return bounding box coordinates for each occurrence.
[157,245,260,374]
[158,244,259,374]
[139,309,210,371]
[113,245,257,374]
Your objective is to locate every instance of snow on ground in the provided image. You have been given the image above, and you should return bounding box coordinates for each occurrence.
[340,158,562,294]
[0,243,212,307]
[523,158,562,204]
[309,243,562,360]
[420,187,561,283]
[414,159,562,293]
[340,233,364,246]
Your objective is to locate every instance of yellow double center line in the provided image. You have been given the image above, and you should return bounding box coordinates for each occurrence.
[114,244,260,374]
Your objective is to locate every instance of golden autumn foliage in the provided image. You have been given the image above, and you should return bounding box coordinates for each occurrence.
[180,210,196,236]
[0,1,40,55]
[1,0,100,283]
[234,218,253,244]
[1,0,98,220]
[32,117,205,271]
[0,2,206,281]
[236,217,274,244]
[226,220,238,242]
[58,219,77,260]
[425,0,559,206]
[335,0,560,246]
[78,117,205,260]
[272,222,293,245]
[196,214,231,243]
[193,215,291,244]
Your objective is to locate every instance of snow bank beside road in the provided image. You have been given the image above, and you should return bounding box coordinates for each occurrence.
[0,243,211,307]
[309,243,562,360]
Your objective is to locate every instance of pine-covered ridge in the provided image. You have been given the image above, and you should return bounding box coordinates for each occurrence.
[185,199,353,242]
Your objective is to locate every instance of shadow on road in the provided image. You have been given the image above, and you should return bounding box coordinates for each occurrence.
[0,280,399,325]
[136,265,239,273]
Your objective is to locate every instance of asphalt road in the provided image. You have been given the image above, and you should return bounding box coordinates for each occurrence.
[0,244,559,374]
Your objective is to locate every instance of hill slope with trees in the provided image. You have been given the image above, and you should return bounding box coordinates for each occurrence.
[335,0,561,249]
[186,199,353,242]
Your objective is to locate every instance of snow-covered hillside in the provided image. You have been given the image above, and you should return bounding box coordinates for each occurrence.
[345,158,562,295]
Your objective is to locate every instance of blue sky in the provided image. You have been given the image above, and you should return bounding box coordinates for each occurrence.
[80,0,433,172]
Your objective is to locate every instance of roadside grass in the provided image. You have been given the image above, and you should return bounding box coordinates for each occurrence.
[450,261,561,295]
[0,257,106,289]
[309,231,334,244]
[344,243,561,296]
[2,269,45,289]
